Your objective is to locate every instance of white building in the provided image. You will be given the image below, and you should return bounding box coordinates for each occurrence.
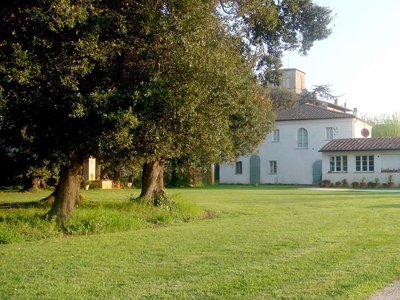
[219,104,372,185]
[218,69,373,185]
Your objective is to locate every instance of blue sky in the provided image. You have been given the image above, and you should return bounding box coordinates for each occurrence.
[282,0,400,118]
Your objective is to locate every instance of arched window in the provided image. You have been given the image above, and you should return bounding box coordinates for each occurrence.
[297,128,308,148]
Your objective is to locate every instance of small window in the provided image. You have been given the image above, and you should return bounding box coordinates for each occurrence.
[273,129,280,142]
[356,155,374,171]
[329,156,347,172]
[326,127,333,140]
[269,161,277,174]
[235,161,243,174]
[297,128,308,148]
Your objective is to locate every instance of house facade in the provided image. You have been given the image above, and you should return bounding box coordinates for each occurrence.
[219,104,372,185]
[319,137,400,186]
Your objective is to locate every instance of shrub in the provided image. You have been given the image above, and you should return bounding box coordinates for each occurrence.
[351,182,359,188]
[322,180,330,187]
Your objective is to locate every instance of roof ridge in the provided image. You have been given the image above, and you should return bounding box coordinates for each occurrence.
[276,104,355,121]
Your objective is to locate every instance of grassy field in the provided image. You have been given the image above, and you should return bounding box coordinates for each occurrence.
[1,185,400,299]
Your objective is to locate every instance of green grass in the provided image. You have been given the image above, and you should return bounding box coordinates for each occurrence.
[0,188,205,243]
[1,185,400,299]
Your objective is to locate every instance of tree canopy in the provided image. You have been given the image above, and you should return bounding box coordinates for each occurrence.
[0,0,333,220]
[268,86,298,111]
[299,84,341,105]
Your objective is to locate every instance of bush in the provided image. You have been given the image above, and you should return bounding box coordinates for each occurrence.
[351,182,359,188]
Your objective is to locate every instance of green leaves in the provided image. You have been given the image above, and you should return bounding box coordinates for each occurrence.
[0,0,333,184]
[219,0,333,84]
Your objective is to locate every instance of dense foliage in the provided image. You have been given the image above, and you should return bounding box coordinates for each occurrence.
[366,113,400,137]
[268,86,299,111]
[0,0,333,219]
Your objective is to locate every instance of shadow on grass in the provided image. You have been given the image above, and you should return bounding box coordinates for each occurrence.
[0,201,50,209]
[0,201,49,209]
[367,204,400,209]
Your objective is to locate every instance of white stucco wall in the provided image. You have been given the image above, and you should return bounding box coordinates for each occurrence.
[219,116,371,185]
[219,160,251,184]
[353,119,373,138]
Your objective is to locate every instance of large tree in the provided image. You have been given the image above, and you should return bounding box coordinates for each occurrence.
[0,0,333,220]
[0,0,139,220]
[124,0,333,199]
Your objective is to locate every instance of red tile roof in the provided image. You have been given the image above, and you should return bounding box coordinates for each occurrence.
[276,104,355,121]
[319,137,400,152]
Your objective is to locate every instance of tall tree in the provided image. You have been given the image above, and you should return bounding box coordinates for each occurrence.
[0,0,139,220]
[0,0,333,220]
[125,1,276,199]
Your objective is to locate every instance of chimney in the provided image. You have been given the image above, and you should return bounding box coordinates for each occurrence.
[353,108,358,116]
[334,98,338,105]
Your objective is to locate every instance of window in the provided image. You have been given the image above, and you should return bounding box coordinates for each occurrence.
[283,77,290,88]
[326,127,333,140]
[297,128,308,148]
[235,161,243,174]
[356,155,374,171]
[329,156,347,172]
[273,129,280,142]
[269,161,277,174]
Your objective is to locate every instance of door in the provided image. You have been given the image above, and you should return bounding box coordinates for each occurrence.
[312,160,322,184]
[250,155,261,184]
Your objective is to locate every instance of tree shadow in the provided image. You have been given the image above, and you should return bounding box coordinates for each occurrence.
[0,201,50,209]
[367,204,400,209]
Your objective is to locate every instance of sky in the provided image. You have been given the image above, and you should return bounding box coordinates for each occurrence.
[282,0,400,118]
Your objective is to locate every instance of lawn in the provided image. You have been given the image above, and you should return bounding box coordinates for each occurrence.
[1,185,400,299]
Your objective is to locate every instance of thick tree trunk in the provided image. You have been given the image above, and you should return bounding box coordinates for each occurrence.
[45,156,84,222]
[139,160,166,201]
[23,176,40,191]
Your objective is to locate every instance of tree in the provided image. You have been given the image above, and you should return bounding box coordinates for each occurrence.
[0,0,139,220]
[299,84,341,105]
[127,3,276,199]
[268,86,298,111]
[127,0,333,199]
[366,113,400,137]
[0,0,333,220]
[219,0,333,85]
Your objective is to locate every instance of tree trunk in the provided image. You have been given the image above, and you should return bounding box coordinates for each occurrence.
[139,160,166,201]
[45,156,84,222]
[23,175,40,191]
[40,180,48,189]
